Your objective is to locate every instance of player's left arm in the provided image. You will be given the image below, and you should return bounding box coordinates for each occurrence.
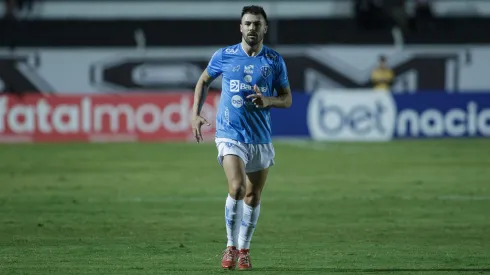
[248,55,292,108]
[269,55,292,108]
[249,55,292,108]
[248,83,292,109]
[267,85,292,108]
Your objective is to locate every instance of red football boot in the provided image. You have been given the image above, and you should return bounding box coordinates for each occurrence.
[238,249,252,270]
[221,246,238,269]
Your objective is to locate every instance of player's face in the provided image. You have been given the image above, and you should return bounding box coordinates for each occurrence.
[240,13,267,47]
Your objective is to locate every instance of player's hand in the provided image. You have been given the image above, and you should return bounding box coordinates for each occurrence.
[191,115,211,143]
[247,85,272,108]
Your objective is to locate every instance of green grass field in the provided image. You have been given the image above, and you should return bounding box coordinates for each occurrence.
[1,139,489,275]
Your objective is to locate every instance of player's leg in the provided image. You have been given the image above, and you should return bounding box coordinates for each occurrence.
[239,168,268,247]
[223,154,247,247]
[237,142,275,270]
[221,155,247,269]
[237,168,269,270]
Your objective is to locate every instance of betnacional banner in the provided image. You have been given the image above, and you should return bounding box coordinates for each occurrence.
[306,90,490,141]
[273,89,490,141]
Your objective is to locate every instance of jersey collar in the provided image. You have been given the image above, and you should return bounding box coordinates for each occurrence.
[240,43,264,57]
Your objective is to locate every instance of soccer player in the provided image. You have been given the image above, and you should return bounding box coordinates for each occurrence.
[190,5,292,271]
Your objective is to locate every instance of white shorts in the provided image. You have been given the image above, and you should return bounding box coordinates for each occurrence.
[215,138,275,173]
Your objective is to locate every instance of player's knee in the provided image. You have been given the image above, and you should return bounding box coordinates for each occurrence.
[244,191,261,207]
[228,179,246,200]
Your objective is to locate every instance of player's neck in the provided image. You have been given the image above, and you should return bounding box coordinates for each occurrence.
[241,41,263,57]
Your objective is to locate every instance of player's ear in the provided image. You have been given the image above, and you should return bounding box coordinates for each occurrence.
[264,24,268,34]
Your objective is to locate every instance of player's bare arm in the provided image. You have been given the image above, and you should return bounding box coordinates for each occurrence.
[247,84,292,108]
[191,70,215,143]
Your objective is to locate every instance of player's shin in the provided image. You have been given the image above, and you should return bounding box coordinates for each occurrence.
[225,194,244,247]
[238,203,261,250]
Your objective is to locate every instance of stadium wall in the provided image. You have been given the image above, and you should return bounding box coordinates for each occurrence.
[0,45,489,94]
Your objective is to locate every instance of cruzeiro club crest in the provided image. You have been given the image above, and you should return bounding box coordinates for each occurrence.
[260,65,272,79]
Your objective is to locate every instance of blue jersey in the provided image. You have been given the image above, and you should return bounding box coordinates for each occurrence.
[207,43,290,144]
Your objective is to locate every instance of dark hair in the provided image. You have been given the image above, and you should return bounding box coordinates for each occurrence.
[241,5,268,24]
[379,55,387,62]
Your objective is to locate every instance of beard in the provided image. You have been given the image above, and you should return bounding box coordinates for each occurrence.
[243,33,263,47]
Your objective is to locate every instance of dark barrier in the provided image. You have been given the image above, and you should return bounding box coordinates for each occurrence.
[2,18,490,47]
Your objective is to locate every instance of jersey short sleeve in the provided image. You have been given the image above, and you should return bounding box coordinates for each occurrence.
[273,56,290,89]
[206,49,223,78]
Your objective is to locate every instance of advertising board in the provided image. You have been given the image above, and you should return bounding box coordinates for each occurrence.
[306,90,490,141]
[1,90,489,143]
[0,93,219,143]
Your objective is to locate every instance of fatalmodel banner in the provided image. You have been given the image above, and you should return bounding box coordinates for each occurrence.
[0,93,219,143]
[0,45,489,94]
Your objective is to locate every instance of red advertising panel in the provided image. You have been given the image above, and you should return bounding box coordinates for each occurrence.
[0,93,220,143]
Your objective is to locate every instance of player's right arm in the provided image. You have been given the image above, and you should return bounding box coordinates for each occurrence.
[191,70,214,143]
[191,49,223,143]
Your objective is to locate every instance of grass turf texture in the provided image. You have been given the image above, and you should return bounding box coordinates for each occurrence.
[1,139,489,274]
